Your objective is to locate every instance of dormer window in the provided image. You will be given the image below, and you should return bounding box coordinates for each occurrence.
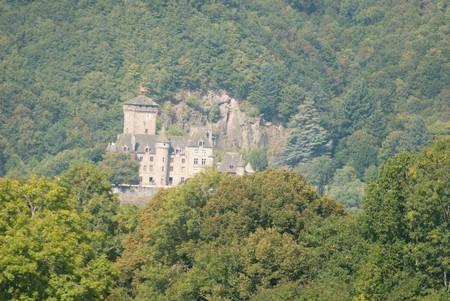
[145,146,150,153]
[198,140,205,147]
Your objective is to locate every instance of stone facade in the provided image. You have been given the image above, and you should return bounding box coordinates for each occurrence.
[122,95,159,135]
[108,95,214,187]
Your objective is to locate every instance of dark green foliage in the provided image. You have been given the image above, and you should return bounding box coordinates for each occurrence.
[336,130,378,177]
[341,80,373,135]
[1,0,447,181]
[328,165,365,209]
[278,101,331,167]
[248,64,282,119]
[1,140,449,300]
[115,169,346,299]
[98,153,140,185]
[113,140,449,300]
[244,147,268,171]
[296,155,335,195]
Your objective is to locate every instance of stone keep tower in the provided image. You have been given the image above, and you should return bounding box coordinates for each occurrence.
[123,95,159,135]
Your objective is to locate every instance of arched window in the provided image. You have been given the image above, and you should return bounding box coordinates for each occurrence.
[145,146,150,153]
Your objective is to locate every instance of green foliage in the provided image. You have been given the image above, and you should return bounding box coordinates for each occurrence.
[98,153,140,185]
[278,101,331,167]
[0,176,117,300]
[166,124,187,136]
[341,80,374,135]
[116,169,346,299]
[59,163,122,260]
[328,165,365,208]
[359,139,450,299]
[1,140,449,300]
[0,0,447,199]
[244,147,268,171]
[335,130,378,177]
[296,155,335,195]
[208,104,221,123]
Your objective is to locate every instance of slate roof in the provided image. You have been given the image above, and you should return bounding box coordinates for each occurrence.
[218,152,245,173]
[110,130,213,154]
[124,95,159,107]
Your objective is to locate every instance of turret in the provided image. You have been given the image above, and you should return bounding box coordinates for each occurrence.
[155,128,170,186]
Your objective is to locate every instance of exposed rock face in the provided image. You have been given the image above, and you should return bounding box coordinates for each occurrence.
[160,91,288,157]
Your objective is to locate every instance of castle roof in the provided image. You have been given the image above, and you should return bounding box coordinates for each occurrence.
[124,95,159,107]
[218,152,245,173]
[111,130,213,155]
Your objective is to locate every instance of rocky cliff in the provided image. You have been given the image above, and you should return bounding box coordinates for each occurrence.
[159,91,288,158]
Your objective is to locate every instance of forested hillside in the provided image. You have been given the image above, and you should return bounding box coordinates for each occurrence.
[0,0,448,204]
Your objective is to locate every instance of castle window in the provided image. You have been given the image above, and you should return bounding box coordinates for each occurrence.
[145,129,148,134]
[175,148,180,154]
[170,166,173,172]
[162,166,164,172]
[181,166,185,172]
[123,145,129,151]
[170,157,174,163]
[149,165,153,172]
[182,158,186,164]
[145,147,149,153]
[168,177,173,185]
[149,177,154,184]
[199,140,204,147]
[150,156,154,162]
[162,157,165,162]
[194,158,198,165]
[201,159,206,165]
[143,165,147,171]
[181,177,185,183]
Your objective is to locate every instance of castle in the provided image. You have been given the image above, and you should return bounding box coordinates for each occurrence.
[107,95,215,187]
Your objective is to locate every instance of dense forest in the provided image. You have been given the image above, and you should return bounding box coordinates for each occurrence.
[1,140,449,300]
[0,0,449,207]
[0,0,449,299]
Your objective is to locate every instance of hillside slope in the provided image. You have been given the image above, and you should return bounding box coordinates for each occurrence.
[0,0,448,203]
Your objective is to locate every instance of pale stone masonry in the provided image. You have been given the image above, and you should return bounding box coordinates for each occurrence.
[108,95,214,187]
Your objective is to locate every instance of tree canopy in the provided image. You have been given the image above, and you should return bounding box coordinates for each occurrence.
[0,0,448,201]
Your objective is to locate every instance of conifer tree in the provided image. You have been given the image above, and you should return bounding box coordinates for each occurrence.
[277,100,331,167]
[341,80,373,135]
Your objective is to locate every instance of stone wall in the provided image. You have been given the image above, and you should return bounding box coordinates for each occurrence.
[113,185,160,206]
